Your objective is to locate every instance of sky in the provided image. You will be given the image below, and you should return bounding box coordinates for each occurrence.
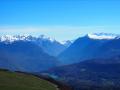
[0,0,120,41]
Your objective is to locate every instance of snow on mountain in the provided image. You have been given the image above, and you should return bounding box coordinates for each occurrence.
[60,40,73,47]
[58,33,120,64]
[1,33,118,44]
[87,33,119,40]
[38,35,55,42]
[0,35,56,43]
[0,34,67,56]
[0,35,31,42]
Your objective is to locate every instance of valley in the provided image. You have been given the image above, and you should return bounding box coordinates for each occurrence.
[0,33,120,90]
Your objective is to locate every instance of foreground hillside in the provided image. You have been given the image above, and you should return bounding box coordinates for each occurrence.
[0,70,57,90]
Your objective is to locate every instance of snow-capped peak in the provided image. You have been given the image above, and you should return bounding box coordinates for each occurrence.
[0,35,18,42]
[38,35,55,42]
[60,40,74,47]
[0,35,56,43]
[0,35,31,42]
[87,33,119,40]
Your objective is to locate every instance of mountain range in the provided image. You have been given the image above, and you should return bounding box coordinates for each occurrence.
[58,33,120,64]
[0,33,120,90]
[0,35,70,56]
[0,41,60,72]
[0,35,72,72]
[1,33,120,71]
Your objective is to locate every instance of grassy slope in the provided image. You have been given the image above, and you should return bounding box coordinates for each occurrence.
[0,70,57,90]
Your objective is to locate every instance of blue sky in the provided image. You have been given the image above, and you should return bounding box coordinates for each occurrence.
[0,0,120,41]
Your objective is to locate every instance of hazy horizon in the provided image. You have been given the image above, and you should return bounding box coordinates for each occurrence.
[0,0,120,41]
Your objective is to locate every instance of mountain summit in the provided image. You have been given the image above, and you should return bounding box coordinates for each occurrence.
[58,33,120,64]
[0,35,55,43]
[87,33,119,40]
[0,35,68,56]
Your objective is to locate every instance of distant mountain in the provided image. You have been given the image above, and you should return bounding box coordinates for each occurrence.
[61,40,74,47]
[87,33,119,40]
[58,33,120,64]
[45,56,120,90]
[0,41,59,72]
[0,35,67,56]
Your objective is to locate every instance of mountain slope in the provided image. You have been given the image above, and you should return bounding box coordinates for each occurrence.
[0,41,59,72]
[0,35,66,56]
[46,56,120,90]
[0,69,57,90]
[58,33,120,64]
